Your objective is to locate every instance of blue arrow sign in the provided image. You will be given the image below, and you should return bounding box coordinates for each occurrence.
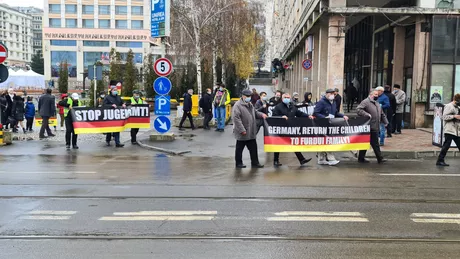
[154,116,171,134]
[154,77,172,95]
[155,95,171,115]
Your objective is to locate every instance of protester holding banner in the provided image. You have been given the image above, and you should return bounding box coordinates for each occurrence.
[103,85,126,148]
[130,90,144,144]
[292,92,301,104]
[272,93,313,167]
[303,92,315,106]
[269,90,283,106]
[232,90,267,168]
[356,89,388,163]
[60,93,81,149]
[313,89,348,166]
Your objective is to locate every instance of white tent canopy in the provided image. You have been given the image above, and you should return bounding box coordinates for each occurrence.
[0,69,45,90]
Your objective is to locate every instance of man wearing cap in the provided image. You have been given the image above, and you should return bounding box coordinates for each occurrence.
[292,92,301,104]
[59,93,82,149]
[232,89,267,168]
[314,88,348,165]
[130,90,144,144]
[334,88,342,112]
[213,83,231,132]
[376,86,390,146]
[104,85,126,147]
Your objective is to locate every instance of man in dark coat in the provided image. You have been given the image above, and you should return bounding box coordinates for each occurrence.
[179,89,195,131]
[4,88,15,129]
[199,88,213,130]
[334,88,342,112]
[11,95,26,133]
[269,90,283,105]
[272,93,313,167]
[384,85,396,137]
[38,88,56,139]
[103,85,126,147]
[0,91,8,127]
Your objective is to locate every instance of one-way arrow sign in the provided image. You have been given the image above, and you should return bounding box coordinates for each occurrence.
[154,116,171,134]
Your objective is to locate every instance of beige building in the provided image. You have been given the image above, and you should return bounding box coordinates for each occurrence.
[272,0,460,128]
[0,4,34,67]
[15,7,44,55]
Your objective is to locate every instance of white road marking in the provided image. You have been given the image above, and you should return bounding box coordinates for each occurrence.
[99,216,215,221]
[267,216,369,222]
[380,174,460,176]
[28,211,77,215]
[0,171,97,174]
[411,213,460,219]
[100,211,217,221]
[20,216,71,220]
[113,211,218,216]
[412,219,460,224]
[275,211,363,217]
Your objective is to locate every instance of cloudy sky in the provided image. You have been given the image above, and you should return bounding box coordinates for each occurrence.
[0,0,44,9]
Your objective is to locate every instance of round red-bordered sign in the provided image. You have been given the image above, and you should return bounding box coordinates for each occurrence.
[302,59,312,71]
[154,58,173,77]
[0,43,8,64]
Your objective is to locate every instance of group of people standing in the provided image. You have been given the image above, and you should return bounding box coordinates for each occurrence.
[0,88,36,133]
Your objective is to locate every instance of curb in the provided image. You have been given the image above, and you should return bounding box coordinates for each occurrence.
[137,139,191,156]
[364,150,457,159]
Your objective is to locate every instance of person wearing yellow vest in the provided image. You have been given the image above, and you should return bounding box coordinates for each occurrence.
[213,83,231,132]
[59,93,82,149]
[130,90,143,144]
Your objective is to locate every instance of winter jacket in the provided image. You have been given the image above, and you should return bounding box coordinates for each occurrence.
[377,94,390,110]
[38,93,56,117]
[357,97,389,131]
[303,92,314,106]
[334,94,342,112]
[442,102,460,137]
[313,96,344,119]
[269,96,282,106]
[0,94,7,113]
[5,94,13,117]
[213,89,230,107]
[232,99,264,141]
[103,93,124,107]
[24,102,36,119]
[199,93,213,113]
[272,102,309,118]
[182,93,192,112]
[254,99,268,115]
[393,89,406,114]
[12,96,25,121]
[384,91,397,116]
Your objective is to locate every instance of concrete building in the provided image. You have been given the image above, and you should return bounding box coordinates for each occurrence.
[271,0,460,128]
[15,7,44,55]
[43,0,162,84]
[0,4,34,67]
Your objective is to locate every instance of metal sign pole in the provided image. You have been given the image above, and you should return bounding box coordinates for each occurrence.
[93,65,97,107]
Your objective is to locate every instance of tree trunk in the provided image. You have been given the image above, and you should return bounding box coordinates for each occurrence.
[212,39,217,87]
[195,38,202,99]
[222,61,226,85]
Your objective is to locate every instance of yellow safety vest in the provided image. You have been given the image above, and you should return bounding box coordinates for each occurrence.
[130,97,144,105]
[64,98,82,117]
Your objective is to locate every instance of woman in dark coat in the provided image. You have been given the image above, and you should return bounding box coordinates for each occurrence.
[11,95,26,133]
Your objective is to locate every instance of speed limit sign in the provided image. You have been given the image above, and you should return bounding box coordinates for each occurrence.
[154,58,173,77]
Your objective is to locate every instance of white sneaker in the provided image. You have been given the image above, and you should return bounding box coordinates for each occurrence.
[317,160,329,165]
[61,128,64,131]
[327,160,340,166]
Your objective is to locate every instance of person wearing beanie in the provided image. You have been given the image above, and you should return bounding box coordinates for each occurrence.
[103,85,126,147]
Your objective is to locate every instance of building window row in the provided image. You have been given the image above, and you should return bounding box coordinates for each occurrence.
[49,18,143,29]
[50,40,77,46]
[83,41,110,47]
[116,41,142,48]
[82,5,94,14]
[48,4,144,15]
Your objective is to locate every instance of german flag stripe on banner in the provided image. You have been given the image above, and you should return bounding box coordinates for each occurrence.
[263,117,371,152]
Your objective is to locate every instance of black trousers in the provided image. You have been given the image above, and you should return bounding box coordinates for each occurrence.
[179,111,195,128]
[438,134,460,161]
[65,116,77,146]
[274,152,305,163]
[358,131,382,161]
[131,128,139,143]
[347,98,356,112]
[235,139,259,166]
[393,113,403,133]
[26,117,34,131]
[39,116,53,137]
[386,113,394,136]
[203,112,212,128]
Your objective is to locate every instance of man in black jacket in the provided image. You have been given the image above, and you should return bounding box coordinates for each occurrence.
[384,85,396,137]
[272,93,313,167]
[199,88,213,130]
[179,89,195,131]
[103,85,126,147]
[38,88,56,139]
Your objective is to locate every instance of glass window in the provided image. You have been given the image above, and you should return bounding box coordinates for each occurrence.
[115,6,127,15]
[50,40,77,46]
[115,20,127,29]
[49,18,61,28]
[82,5,94,14]
[82,19,94,28]
[49,4,61,14]
[65,19,77,28]
[455,65,460,95]
[116,41,142,48]
[65,4,77,14]
[119,53,143,64]
[131,6,143,15]
[99,5,110,15]
[432,17,456,63]
[99,19,110,29]
[430,64,453,109]
[51,51,77,78]
[84,52,111,68]
[131,20,143,29]
[83,41,110,47]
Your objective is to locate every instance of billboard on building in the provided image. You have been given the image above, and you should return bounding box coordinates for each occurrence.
[151,0,171,37]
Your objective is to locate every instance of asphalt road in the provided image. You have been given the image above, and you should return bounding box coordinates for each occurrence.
[2,142,460,258]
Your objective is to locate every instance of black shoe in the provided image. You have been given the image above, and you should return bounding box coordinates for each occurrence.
[387,134,392,138]
[106,142,111,147]
[300,158,312,165]
[39,136,47,140]
[23,129,26,134]
[131,141,138,145]
[72,146,79,149]
[179,128,185,131]
[220,129,225,132]
[66,145,70,149]
[274,161,282,167]
[378,159,387,164]
[394,132,401,135]
[116,144,124,148]
[215,128,220,132]
[236,164,247,168]
[48,134,56,137]
[251,164,264,168]
[436,161,450,166]
[191,127,196,130]
[358,159,370,164]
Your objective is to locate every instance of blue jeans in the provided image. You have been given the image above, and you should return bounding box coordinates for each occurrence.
[215,106,226,129]
[379,123,385,145]
[106,132,121,145]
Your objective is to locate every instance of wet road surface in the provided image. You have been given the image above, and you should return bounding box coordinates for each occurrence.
[2,147,460,258]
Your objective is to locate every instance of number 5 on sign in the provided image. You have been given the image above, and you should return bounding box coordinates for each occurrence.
[154,58,173,77]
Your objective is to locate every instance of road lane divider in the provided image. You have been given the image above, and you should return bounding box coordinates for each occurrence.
[0,171,97,174]
[20,210,77,220]
[267,211,368,222]
[380,173,460,176]
[411,213,460,224]
[99,211,217,221]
